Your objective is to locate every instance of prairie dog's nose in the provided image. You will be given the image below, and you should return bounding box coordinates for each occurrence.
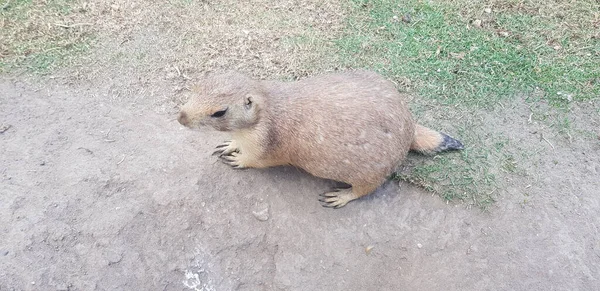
[178,111,190,126]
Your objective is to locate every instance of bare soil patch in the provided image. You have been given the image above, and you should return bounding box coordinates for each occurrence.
[1,78,598,290]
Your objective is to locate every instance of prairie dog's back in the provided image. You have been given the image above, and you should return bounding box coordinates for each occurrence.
[263,70,415,184]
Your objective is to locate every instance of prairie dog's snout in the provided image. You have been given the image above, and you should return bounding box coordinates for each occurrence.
[178,111,190,127]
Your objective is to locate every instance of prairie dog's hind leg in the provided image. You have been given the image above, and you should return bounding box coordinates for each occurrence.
[319,183,380,208]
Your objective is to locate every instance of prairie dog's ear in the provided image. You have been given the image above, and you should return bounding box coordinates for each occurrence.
[244,95,254,109]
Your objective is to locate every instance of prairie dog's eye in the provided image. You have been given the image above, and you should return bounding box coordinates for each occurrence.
[211,108,228,118]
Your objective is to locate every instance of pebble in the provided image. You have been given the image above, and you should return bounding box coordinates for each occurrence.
[252,207,269,222]
[104,250,123,265]
[402,14,412,23]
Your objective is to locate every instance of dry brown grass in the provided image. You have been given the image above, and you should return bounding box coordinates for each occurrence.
[2,0,347,79]
[68,0,346,82]
[0,0,94,72]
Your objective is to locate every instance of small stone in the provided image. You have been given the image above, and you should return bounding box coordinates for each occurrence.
[0,124,11,134]
[472,19,482,28]
[497,30,510,37]
[450,52,465,60]
[402,14,411,23]
[104,250,123,265]
[365,245,374,254]
[417,243,423,249]
[56,283,71,291]
[469,244,478,253]
[484,8,492,13]
[252,207,269,221]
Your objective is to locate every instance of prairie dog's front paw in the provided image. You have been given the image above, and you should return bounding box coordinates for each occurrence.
[219,152,249,169]
[212,140,239,156]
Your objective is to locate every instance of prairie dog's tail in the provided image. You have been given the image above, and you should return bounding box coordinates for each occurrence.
[410,124,464,155]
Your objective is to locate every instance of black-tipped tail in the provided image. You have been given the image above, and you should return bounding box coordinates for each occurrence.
[437,132,464,152]
[410,124,464,155]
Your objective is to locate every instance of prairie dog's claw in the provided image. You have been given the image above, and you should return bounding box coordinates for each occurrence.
[213,140,239,156]
[219,152,247,169]
[319,188,354,208]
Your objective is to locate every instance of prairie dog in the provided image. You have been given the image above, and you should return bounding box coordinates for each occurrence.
[178,70,463,208]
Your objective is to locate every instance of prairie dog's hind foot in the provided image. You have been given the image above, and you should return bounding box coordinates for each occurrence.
[319,184,379,209]
[319,188,359,209]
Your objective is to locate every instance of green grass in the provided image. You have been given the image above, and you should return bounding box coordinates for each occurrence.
[336,0,599,208]
[0,0,92,74]
[339,0,599,107]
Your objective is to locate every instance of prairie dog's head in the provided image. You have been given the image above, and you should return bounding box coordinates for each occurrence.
[178,71,264,132]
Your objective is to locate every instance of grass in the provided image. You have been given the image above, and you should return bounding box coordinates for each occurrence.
[0,0,93,74]
[336,0,599,208]
[339,0,599,107]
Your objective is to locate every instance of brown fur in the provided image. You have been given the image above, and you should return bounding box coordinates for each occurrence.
[410,124,444,155]
[179,70,461,208]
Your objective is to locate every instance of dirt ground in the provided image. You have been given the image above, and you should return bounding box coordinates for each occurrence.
[1,0,600,290]
[2,73,600,291]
